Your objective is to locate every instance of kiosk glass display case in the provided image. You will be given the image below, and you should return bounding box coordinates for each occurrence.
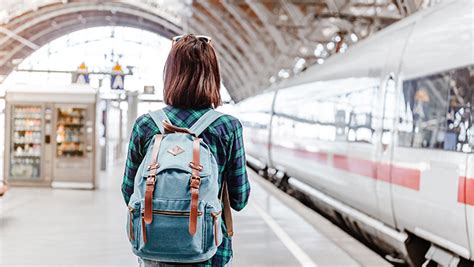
[10,105,43,180]
[56,107,86,157]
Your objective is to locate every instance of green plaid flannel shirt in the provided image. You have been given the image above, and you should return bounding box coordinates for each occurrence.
[122,106,250,266]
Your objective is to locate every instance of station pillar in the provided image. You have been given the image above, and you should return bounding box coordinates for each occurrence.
[126,91,138,135]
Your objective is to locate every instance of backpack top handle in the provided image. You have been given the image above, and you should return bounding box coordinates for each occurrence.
[162,120,196,136]
[149,109,223,137]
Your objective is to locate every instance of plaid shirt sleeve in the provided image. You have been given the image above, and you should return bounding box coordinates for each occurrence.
[225,121,250,211]
[121,119,144,205]
[121,115,158,205]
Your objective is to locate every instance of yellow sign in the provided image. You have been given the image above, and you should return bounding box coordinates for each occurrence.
[78,62,88,72]
[112,62,123,72]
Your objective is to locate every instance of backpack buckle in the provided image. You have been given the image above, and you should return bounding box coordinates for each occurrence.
[147,163,160,171]
[189,162,203,171]
[146,176,156,186]
[190,175,201,189]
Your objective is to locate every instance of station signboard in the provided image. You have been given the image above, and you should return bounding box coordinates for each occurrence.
[72,62,90,84]
[111,62,125,90]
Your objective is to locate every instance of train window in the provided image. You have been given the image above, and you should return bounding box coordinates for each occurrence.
[398,65,473,152]
[334,87,377,144]
[237,92,275,130]
[238,92,274,113]
[274,81,377,144]
[348,88,377,143]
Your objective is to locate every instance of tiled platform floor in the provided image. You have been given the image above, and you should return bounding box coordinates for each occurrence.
[0,163,390,267]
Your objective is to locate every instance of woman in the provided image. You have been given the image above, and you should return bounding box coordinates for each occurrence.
[121,34,250,267]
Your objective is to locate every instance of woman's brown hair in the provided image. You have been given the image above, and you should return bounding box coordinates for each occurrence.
[163,34,222,109]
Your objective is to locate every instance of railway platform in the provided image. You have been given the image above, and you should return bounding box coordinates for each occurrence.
[0,164,389,267]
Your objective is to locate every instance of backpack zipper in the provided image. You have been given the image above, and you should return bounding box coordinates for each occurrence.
[154,210,203,217]
[141,210,203,217]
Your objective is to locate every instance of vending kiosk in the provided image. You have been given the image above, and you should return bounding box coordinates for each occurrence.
[4,84,98,189]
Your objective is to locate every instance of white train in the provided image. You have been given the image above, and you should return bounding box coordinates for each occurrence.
[236,0,473,265]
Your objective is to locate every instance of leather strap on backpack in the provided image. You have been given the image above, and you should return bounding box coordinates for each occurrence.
[144,134,163,225]
[189,137,202,235]
[221,181,234,237]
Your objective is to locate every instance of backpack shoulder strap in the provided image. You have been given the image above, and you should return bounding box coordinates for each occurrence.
[191,109,234,236]
[190,109,224,136]
[148,109,169,134]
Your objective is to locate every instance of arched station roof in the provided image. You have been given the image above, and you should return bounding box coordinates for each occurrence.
[0,0,431,101]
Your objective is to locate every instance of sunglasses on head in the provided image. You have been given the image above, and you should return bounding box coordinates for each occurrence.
[172,35,212,44]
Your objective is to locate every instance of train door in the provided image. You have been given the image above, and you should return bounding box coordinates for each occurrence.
[375,23,415,229]
[391,2,472,259]
[464,72,474,261]
[466,135,474,260]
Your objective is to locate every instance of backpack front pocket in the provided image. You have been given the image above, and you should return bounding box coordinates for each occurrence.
[138,199,205,256]
[203,204,223,252]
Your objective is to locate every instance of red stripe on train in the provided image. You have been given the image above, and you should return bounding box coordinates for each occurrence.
[271,144,421,190]
[377,163,421,190]
[293,148,328,164]
[390,166,421,191]
[466,178,474,205]
[257,141,472,205]
[268,143,474,205]
[270,143,328,164]
[333,154,376,179]
[333,154,420,190]
[458,177,474,206]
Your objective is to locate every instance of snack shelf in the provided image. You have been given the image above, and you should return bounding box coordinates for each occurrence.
[56,107,86,158]
[10,105,43,180]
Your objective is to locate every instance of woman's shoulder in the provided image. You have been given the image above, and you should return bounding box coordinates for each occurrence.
[208,112,243,138]
[132,113,161,135]
[215,112,242,129]
[134,113,155,127]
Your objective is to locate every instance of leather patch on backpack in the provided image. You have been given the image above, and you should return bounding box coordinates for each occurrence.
[168,145,184,156]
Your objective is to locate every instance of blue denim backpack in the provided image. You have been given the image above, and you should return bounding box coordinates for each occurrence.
[126,109,233,263]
